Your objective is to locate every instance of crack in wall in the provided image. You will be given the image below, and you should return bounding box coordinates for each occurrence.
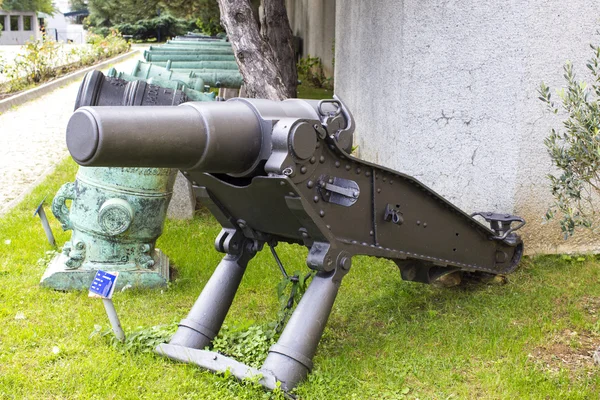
[433,109,455,126]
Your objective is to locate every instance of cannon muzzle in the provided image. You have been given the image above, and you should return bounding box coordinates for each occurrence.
[67,102,263,174]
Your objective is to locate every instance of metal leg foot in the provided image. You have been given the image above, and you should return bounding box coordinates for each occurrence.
[261,270,342,391]
[169,241,256,349]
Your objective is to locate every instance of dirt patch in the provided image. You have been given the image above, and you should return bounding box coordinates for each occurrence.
[579,296,600,317]
[530,329,599,376]
[551,296,572,320]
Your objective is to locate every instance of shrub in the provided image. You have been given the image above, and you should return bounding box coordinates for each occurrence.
[193,0,224,37]
[90,14,194,41]
[78,30,130,65]
[1,37,62,91]
[297,55,332,90]
[0,31,129,94]
[539,43,600,237]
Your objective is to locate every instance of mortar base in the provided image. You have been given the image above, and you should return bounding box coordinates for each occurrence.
[40,249,169,291]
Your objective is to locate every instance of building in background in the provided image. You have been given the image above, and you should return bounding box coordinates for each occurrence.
[41,0,86,44]
[0,0,85,45]
[41,10,86,44]
[0,10,40,45]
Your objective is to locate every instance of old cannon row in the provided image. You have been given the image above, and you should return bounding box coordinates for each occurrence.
[107,34,244,102]
[41,35,244,289]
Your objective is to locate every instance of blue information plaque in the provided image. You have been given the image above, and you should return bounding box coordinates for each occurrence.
[89,270,119,299]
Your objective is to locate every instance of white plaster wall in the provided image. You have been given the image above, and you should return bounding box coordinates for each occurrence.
[45,13,86,44]
[335,0,600,254]
[286,0,336,76]
[0,11,39,45]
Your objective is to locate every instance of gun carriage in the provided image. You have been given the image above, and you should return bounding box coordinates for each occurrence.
[66,96,524,391]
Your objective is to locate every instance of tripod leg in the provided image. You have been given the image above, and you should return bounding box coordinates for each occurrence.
[169,240,256,349]
[261,270,342,390]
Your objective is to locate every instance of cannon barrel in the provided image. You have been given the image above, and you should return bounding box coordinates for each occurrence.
[158,60,239,70]
[130,61,243,88]
[66,102,263,174]
[144,53,236,62]
[166,40,232,46]
[148,46,234,54]
[66,99,328,174]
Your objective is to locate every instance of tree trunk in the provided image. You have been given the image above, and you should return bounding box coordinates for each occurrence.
[217,0,297,100]
[260,0,297,95]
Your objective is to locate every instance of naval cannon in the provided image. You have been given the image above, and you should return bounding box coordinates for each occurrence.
[65,97,525,391]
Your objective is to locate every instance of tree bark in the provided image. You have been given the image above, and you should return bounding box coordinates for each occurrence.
[260,0,297,96]
[217,0,297,100]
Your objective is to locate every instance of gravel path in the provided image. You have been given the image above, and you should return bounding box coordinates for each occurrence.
[0,53,143,215]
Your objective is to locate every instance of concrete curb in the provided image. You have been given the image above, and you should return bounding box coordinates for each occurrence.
[0,49,139,114]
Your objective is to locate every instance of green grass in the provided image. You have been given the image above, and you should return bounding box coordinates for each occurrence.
[1,158,600,399]
[297,84,333,100]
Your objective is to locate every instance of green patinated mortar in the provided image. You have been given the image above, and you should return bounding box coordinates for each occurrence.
[41,166,176,290]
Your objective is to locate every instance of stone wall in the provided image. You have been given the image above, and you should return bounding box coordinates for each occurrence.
[286,0,335,77]
[334,0,600,254]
